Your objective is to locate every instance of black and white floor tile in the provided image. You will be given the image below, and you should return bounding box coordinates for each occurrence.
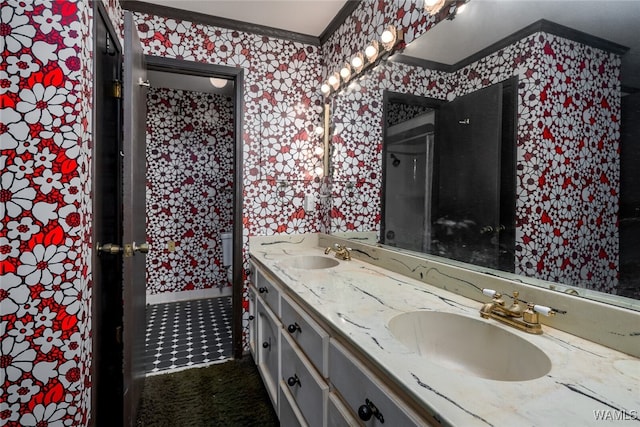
[144,296,233,374]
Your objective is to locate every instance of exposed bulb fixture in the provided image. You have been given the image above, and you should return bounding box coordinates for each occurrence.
[339,62,352,82]
[364,40,379,62]
[209,77,228,88]
[380,25,398,51]
[321,83,331,95]
[424,0,446,15]
[351,52,364,73]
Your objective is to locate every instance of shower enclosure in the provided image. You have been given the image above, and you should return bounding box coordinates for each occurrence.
[383,110,435,253]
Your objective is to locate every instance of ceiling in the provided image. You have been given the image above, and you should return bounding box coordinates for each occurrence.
[133,0,350,37]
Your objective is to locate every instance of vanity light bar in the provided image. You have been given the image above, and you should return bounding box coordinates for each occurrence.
[320,25,404,97]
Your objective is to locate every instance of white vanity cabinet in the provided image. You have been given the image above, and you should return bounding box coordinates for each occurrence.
[329,339,426,427]
[249,259,431,427]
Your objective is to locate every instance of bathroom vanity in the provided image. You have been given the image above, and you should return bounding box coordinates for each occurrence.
[248,233,640,426]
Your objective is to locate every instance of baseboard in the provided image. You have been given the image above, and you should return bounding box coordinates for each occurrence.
[146,286,232,305]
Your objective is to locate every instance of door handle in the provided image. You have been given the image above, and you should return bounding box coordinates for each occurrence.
[97,243,122,255]
[480,225,494,234]
[133,241,149,254]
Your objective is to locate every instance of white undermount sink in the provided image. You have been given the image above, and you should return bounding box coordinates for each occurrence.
[388,311,551,381]
[278,255,340,270]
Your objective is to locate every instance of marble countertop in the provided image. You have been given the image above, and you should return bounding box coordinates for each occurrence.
[249,235,640,426]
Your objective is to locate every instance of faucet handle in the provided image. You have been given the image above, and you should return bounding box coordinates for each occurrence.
[532,304,556,317]
[482,288,497,298]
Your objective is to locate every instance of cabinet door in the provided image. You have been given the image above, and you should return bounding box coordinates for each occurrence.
[281,294,329,377]
[248,286,258,362]
[329,339,425,427]
[279,380,309,427]
[257,298,280,410]
[281,331,329,427]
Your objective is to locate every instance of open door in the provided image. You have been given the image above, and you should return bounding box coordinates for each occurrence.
[122,11,148,426]
[432,83,503,268]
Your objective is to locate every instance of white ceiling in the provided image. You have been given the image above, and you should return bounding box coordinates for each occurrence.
[134,0,350,37]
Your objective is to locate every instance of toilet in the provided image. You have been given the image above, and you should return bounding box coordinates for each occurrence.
[221,232,233,284]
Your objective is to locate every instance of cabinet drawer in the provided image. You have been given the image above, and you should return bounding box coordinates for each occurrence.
[279,380,309,427]
[248,286,258,362]
[255,267,280,315]
[281,331,329,427]
[329,339,424,427]
[328,392,360,427]
[257,298,280,409]
[281,294,329,377]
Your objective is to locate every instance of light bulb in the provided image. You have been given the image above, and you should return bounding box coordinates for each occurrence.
[365,41,379,61]
[351,53,364,72]
[328,72,341,90]
[381,29,394,44]
[321,83,330,95]
[209,77,228,88]
[340,63,351,81]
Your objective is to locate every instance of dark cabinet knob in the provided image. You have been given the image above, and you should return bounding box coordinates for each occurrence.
[358,399,384,423]
[248,315,255,320]
[287,322,301,334]
[262,341,270,349]
[358,404,372,421]
[287,374,300,387]
[259,287,268,293]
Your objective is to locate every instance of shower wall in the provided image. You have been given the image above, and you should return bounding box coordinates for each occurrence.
[145,87,235,299]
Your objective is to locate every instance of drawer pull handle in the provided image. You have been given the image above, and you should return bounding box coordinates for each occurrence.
[259,287,268,293]
[262,341,270,349]
[287,374,301,387]
[358,398,384,423]
[248,315,255,320]
[287,322,301,334]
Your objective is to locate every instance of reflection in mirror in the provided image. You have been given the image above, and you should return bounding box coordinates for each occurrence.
[329,0,640,309]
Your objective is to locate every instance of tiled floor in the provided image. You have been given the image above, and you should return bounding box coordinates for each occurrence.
[144,296,233,374]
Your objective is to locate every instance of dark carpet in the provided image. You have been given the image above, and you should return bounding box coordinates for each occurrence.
[136,356,279,426]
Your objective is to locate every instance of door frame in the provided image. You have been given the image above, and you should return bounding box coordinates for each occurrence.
[144,55,245,358]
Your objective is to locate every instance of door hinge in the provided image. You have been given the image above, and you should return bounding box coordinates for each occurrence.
[116,326,122,344]
[112,80,122,98]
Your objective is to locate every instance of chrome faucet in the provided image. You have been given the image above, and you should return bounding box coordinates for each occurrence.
[324,243,351,260]
[480,289,555,334]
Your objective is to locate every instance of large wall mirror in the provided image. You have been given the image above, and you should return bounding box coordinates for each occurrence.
[328,0,640,310]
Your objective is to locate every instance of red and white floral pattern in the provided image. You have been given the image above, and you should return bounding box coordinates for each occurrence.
[146,88,235,294]
[330,31,620,293]
[1,0,94,424]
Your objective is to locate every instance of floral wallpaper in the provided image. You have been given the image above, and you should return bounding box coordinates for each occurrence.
[1,0,94,425]
[8,1,602,425]
[145,88,235,294]
[329,30,620,293]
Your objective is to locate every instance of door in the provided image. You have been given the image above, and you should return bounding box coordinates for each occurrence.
[93,4,124,425]
[122,10,148,426]
[432,83,503,268]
